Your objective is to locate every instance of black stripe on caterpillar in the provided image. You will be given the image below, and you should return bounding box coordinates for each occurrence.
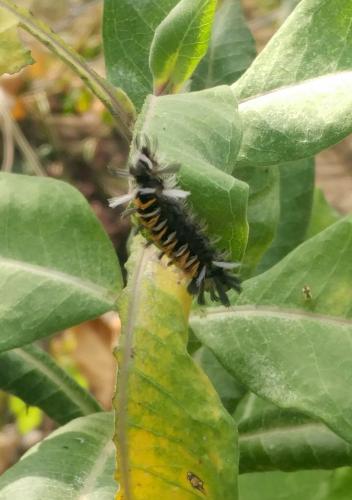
[109,136,241,306]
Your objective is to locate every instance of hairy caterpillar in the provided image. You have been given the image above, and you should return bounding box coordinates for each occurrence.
[109,137,241,306]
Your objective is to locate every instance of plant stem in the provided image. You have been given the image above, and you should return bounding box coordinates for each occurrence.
[0,0,135,145]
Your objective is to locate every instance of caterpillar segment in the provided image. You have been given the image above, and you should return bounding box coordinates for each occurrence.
[109,138,241,306]
[135,191,203,277]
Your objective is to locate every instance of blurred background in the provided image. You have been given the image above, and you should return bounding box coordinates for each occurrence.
[1,0,351,473]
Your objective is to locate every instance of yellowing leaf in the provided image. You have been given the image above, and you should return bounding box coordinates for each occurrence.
[115,238,238,499]
[0,8,33,76]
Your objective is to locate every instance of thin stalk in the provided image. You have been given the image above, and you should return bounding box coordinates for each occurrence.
[0,0,135,145]
[11,118,46,176]
[0,108,15,171]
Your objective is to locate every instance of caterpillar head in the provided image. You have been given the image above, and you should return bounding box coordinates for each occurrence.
[130,148,155,177]
[130,135,180,189]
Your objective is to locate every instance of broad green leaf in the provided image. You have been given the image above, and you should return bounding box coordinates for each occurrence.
[0,412,117,499]
[195,347,246,413]
[239,470,334,500]
[191,216,352,444]
[115,239,238,499]
[0,7,32,75]
[325,468,352,500]
[236,72,352,167]
[238,215,352,316]
[150,0,216,95]
[189,1,271,276]
[103,0,179,109]
[235,164,280,276]
[0,0,133,141]
[240,467,352,500]
[232,0,352,170]
[234,0,352,100]
[306,188,340,239]
[135,86,248,261]
[0,173,122,353]
[0,344,101,424]
[258,158,315,273]
[192,0,256,90]
[236,394,352,473]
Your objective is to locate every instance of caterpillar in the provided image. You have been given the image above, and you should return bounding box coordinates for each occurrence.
[109,137,241,306]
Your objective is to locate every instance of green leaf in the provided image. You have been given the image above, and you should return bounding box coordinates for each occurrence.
[233,0,352,169]
[195,347,246,413]
[236,72,352,167]
[0,412,117,499]
[191,216,352,444]
[185,0,263,273]
[186,0,259,271]
[115,239,238,499]
[0,344,101,424]
[150,0,216,95]
[135,86,248,261]
[103,0,179,109]
[325,468,352,500]
[306,187,340,239]
[234,0,352,100]
[235,164,280,276]
[258,158,315,273]
[0,173,122,353]
[240,468,352,500]
[239,470,334,500]
[0,7,33,75]
[0,0,133,142]
[236,394,352,473]
[192,0,256,90]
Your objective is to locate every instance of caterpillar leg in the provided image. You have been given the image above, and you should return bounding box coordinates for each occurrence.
[187,277,198,295]
[213,277,230,307]
[197,280,206,305]
[225,274,242,293]
[209,285,219,303]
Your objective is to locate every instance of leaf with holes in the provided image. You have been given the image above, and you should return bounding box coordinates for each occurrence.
[191,216,352,445]
[115,238,238,499]
[0,173,122,353]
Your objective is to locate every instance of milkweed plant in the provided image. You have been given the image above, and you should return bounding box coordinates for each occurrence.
[0,0,352,499]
